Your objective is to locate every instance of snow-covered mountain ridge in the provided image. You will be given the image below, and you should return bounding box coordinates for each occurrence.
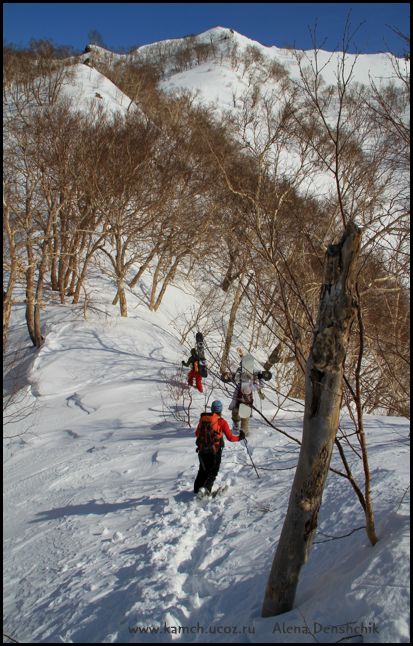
[66,25,409,170]
[82,25,405,84]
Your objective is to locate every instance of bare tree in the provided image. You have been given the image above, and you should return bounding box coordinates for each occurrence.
[3,46,78,346]
[262,221,365,618]
[3,186,23,348]
[3,40,74,110]
[92,113,163,316]
[220,274,252,374]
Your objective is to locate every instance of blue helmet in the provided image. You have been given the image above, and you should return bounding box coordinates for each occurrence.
[211,400,223,414]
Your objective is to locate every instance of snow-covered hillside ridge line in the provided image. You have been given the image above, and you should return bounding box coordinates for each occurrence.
[81,26,408,88]
[72,26,410,135]
[77,26,410,224]
[3,25,410,643]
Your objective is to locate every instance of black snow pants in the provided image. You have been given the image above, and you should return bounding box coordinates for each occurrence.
[194,450,222,493]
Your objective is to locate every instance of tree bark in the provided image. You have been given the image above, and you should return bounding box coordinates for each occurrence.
[25,238,37,346]
[149,254,164,311]
[264,342,282,370]
[153,257,181,311]
[128,247,158,289]
[262,221,362,618]
[115,278,128,317]
[3,202,17,348]
[220,277,245,374]
[50,222,59,291]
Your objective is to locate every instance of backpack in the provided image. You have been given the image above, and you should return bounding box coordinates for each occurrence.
[196,412,224,454]
[198,360,208,378]
[236,382,253,407]
[191,355,206,377]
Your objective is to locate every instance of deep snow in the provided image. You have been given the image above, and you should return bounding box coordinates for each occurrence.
[3,271,410,643]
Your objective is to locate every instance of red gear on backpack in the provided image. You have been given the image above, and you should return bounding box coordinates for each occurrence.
[195,414,240,452]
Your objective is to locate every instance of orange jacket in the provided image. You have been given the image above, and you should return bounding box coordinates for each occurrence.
[195,414,241,446]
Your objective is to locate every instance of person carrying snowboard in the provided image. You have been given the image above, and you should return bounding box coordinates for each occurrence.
[194,400,244,496]
[227,370,265,437]
[182,348,203,393]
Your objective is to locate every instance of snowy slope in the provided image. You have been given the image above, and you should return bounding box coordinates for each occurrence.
[78,27,408,109]
[160,26,407,99]
[157,27,409,200]
[3,270,410,644]
[60,63,134,117]
[162,60,249,113]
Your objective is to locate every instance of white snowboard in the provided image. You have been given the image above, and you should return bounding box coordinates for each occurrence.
[238,353,254,418]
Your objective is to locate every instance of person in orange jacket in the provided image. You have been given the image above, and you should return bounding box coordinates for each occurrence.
[182,348,203,393]
[194,400,245,496]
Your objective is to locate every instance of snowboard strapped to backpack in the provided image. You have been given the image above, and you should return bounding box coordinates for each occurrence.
[195,332,208,378]
[196,412,224,454]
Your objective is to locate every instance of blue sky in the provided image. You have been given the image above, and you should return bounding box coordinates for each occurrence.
[3,3,410,56]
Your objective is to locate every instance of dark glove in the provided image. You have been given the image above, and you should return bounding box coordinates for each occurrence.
[182,361,185,366]
[238,430,246,441]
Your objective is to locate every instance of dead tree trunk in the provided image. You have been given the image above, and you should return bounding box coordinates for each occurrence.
[262,221,362,618]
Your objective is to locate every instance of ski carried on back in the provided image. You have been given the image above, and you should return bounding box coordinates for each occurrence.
[195,331,208,378]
